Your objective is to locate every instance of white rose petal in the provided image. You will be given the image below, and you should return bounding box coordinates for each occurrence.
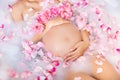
[74,77,82,80]
[96,67,103,74]
[95,60,103,65]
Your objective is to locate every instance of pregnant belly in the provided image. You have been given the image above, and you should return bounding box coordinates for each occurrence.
[42,23,82,58]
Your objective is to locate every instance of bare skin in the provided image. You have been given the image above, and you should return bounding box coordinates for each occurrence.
[11,0,120,80]
[65,71,97,80]
[31,17,120,80]
[11,0,42,22]
[91,55,120,80]
[11,0,60,22]
[31,17,90,60]
[65,54,120,80]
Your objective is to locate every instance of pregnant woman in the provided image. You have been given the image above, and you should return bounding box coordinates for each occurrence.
[11,0,120,80]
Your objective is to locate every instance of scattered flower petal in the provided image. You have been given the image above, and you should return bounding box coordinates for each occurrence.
[96,67,103,74]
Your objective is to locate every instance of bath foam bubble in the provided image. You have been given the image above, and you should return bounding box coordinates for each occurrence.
[104,0,119,7]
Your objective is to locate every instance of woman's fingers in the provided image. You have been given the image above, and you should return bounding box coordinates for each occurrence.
[64,48,77,58]
[64,52,75,62]
[67,54,79,62]
[64,41,85,62]
[64,49,79,62]
[64,52,80,62]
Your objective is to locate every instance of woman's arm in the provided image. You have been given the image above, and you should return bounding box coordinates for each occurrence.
[81,29,90,44]
[64,29,90,62]
[79,29,90,53]
[11,0,42,22]
[31,32,43,43]
[11,0,24,22]
[71,29,90,55]
[31,25,50,43]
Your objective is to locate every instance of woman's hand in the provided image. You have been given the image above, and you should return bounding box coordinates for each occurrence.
[64,41,89,62]
[64,29,90,62]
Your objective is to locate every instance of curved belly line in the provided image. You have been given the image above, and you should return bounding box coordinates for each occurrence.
[42,23,82,58]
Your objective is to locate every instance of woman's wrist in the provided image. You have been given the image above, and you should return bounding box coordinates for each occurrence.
[78,41,90,55]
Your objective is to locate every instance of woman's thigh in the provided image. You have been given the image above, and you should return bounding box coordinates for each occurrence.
[64,54,120,80]
[64,70,97,80]
[91,55,120,80]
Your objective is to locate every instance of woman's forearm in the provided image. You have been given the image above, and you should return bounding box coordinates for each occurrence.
[80,29,90,43]
[31,32,42,43]
[78,30,90,55]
